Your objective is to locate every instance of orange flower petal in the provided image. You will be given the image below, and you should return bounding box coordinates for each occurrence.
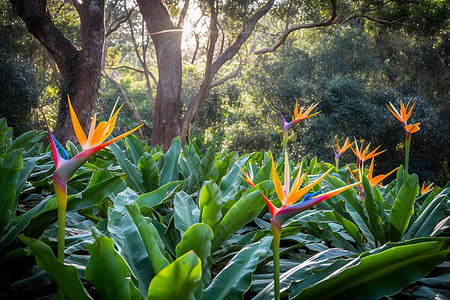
[271,154,286,204]
[68,96,87,147]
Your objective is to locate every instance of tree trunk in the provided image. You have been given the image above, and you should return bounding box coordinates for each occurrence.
[10,0,105,145]
[136,0,183,151]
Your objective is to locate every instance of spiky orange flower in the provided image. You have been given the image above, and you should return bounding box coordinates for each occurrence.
[280,100,320,132]
[387,100,420,134]
[335,137,354,160]
[350,140,386,166]
[349,159,398,188]
[68,96,143,151]
[421,182,434,194]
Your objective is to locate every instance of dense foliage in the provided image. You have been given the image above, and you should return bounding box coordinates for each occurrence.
[0,115,449,299]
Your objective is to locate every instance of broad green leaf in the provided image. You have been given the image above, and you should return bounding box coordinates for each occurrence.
[66,140,79,157]
[136,179,186,209]
[174,191,200,234]
[199,181,223,230]
[0,149,23,233]
[344,200,374,244]
[176,223,214,289]
[0,118,13,152]
[107,209,154,297]
[204,151,235,186]
[362,176,385,244]
[160,137,181,186]
[212,190,265,252]
[202,138,216,178]
[18,235,92,300]
[146,251,202,300]
[291,239,450,299]
[253,248,356,300]
[0,195,51,248]
[332,210,365,247]
[110,142,145,194]
[394,165,405,197]
[388,174,419,241]
[125,134,146,166]
[203,236,272,300]
[183,144,202,188]
[9,130,45,153]
[176,223,214,258]
[126,204,169,274]
[86,228,140,300]
[404,187,450,240]
[220,156,250,202]
[138,152,160,192]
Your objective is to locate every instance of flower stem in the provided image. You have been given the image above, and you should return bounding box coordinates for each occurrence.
[53,173,67,300]
[271,220,282,300]
[405,133,411,174]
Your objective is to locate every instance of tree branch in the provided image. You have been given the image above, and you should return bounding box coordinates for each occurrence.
[254,0,338,55]
[211,63,243,88]
[177,0,190,28]
[104,72,147,139]
[105,6,135,38]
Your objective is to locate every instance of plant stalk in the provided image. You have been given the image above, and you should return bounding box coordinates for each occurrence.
[271,220,282,300]
[53,173,67,300]
[404,133,411,174]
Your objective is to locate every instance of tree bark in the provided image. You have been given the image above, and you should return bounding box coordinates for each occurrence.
[10,0,105,145]
[136,0,184,151]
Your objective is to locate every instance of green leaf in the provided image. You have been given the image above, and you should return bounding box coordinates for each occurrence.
[332,210,365,247]
[173,191,200,234]
[176,223,214,289]
[388,174,419,241]
[220,156,250,202]
[110,142,145,194]
[205,151,235,186]
[136,179,186,209]
[404,187,450,240]
[107,208,154,297]
[0,149,23,233]
[291,239,450,299]
[203,236,272,300]
[183,144,202,188]
[125,134,146,166]
[18,235,92,300]
[199,181,223,230]
[160,137,181,186]
[146,251,202,300]
[0,196,51,248]
[202,138,216,178]
[125,204,169,275]
[138,152,160,192]
[176,223,214,258]
[362,175,385,244]
[253,248,356,300]
[212,190,265,252]
[9,130,45,153]
[86,228,140,300]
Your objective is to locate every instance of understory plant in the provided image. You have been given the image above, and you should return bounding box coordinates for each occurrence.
[0,95,448,300]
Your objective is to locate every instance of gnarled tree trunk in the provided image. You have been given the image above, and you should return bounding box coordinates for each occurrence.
[10,0,105,144]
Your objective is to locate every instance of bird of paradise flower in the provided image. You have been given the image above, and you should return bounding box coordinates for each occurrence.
[43,97,142,298]
[387,99,420,173]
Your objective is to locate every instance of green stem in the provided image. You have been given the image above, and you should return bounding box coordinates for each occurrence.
[282,130,288,155]
[53,174,67,300]
[57,202,66,300]
[335,157,339,170]
[271,220,282,300]
[405,133,411,174]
